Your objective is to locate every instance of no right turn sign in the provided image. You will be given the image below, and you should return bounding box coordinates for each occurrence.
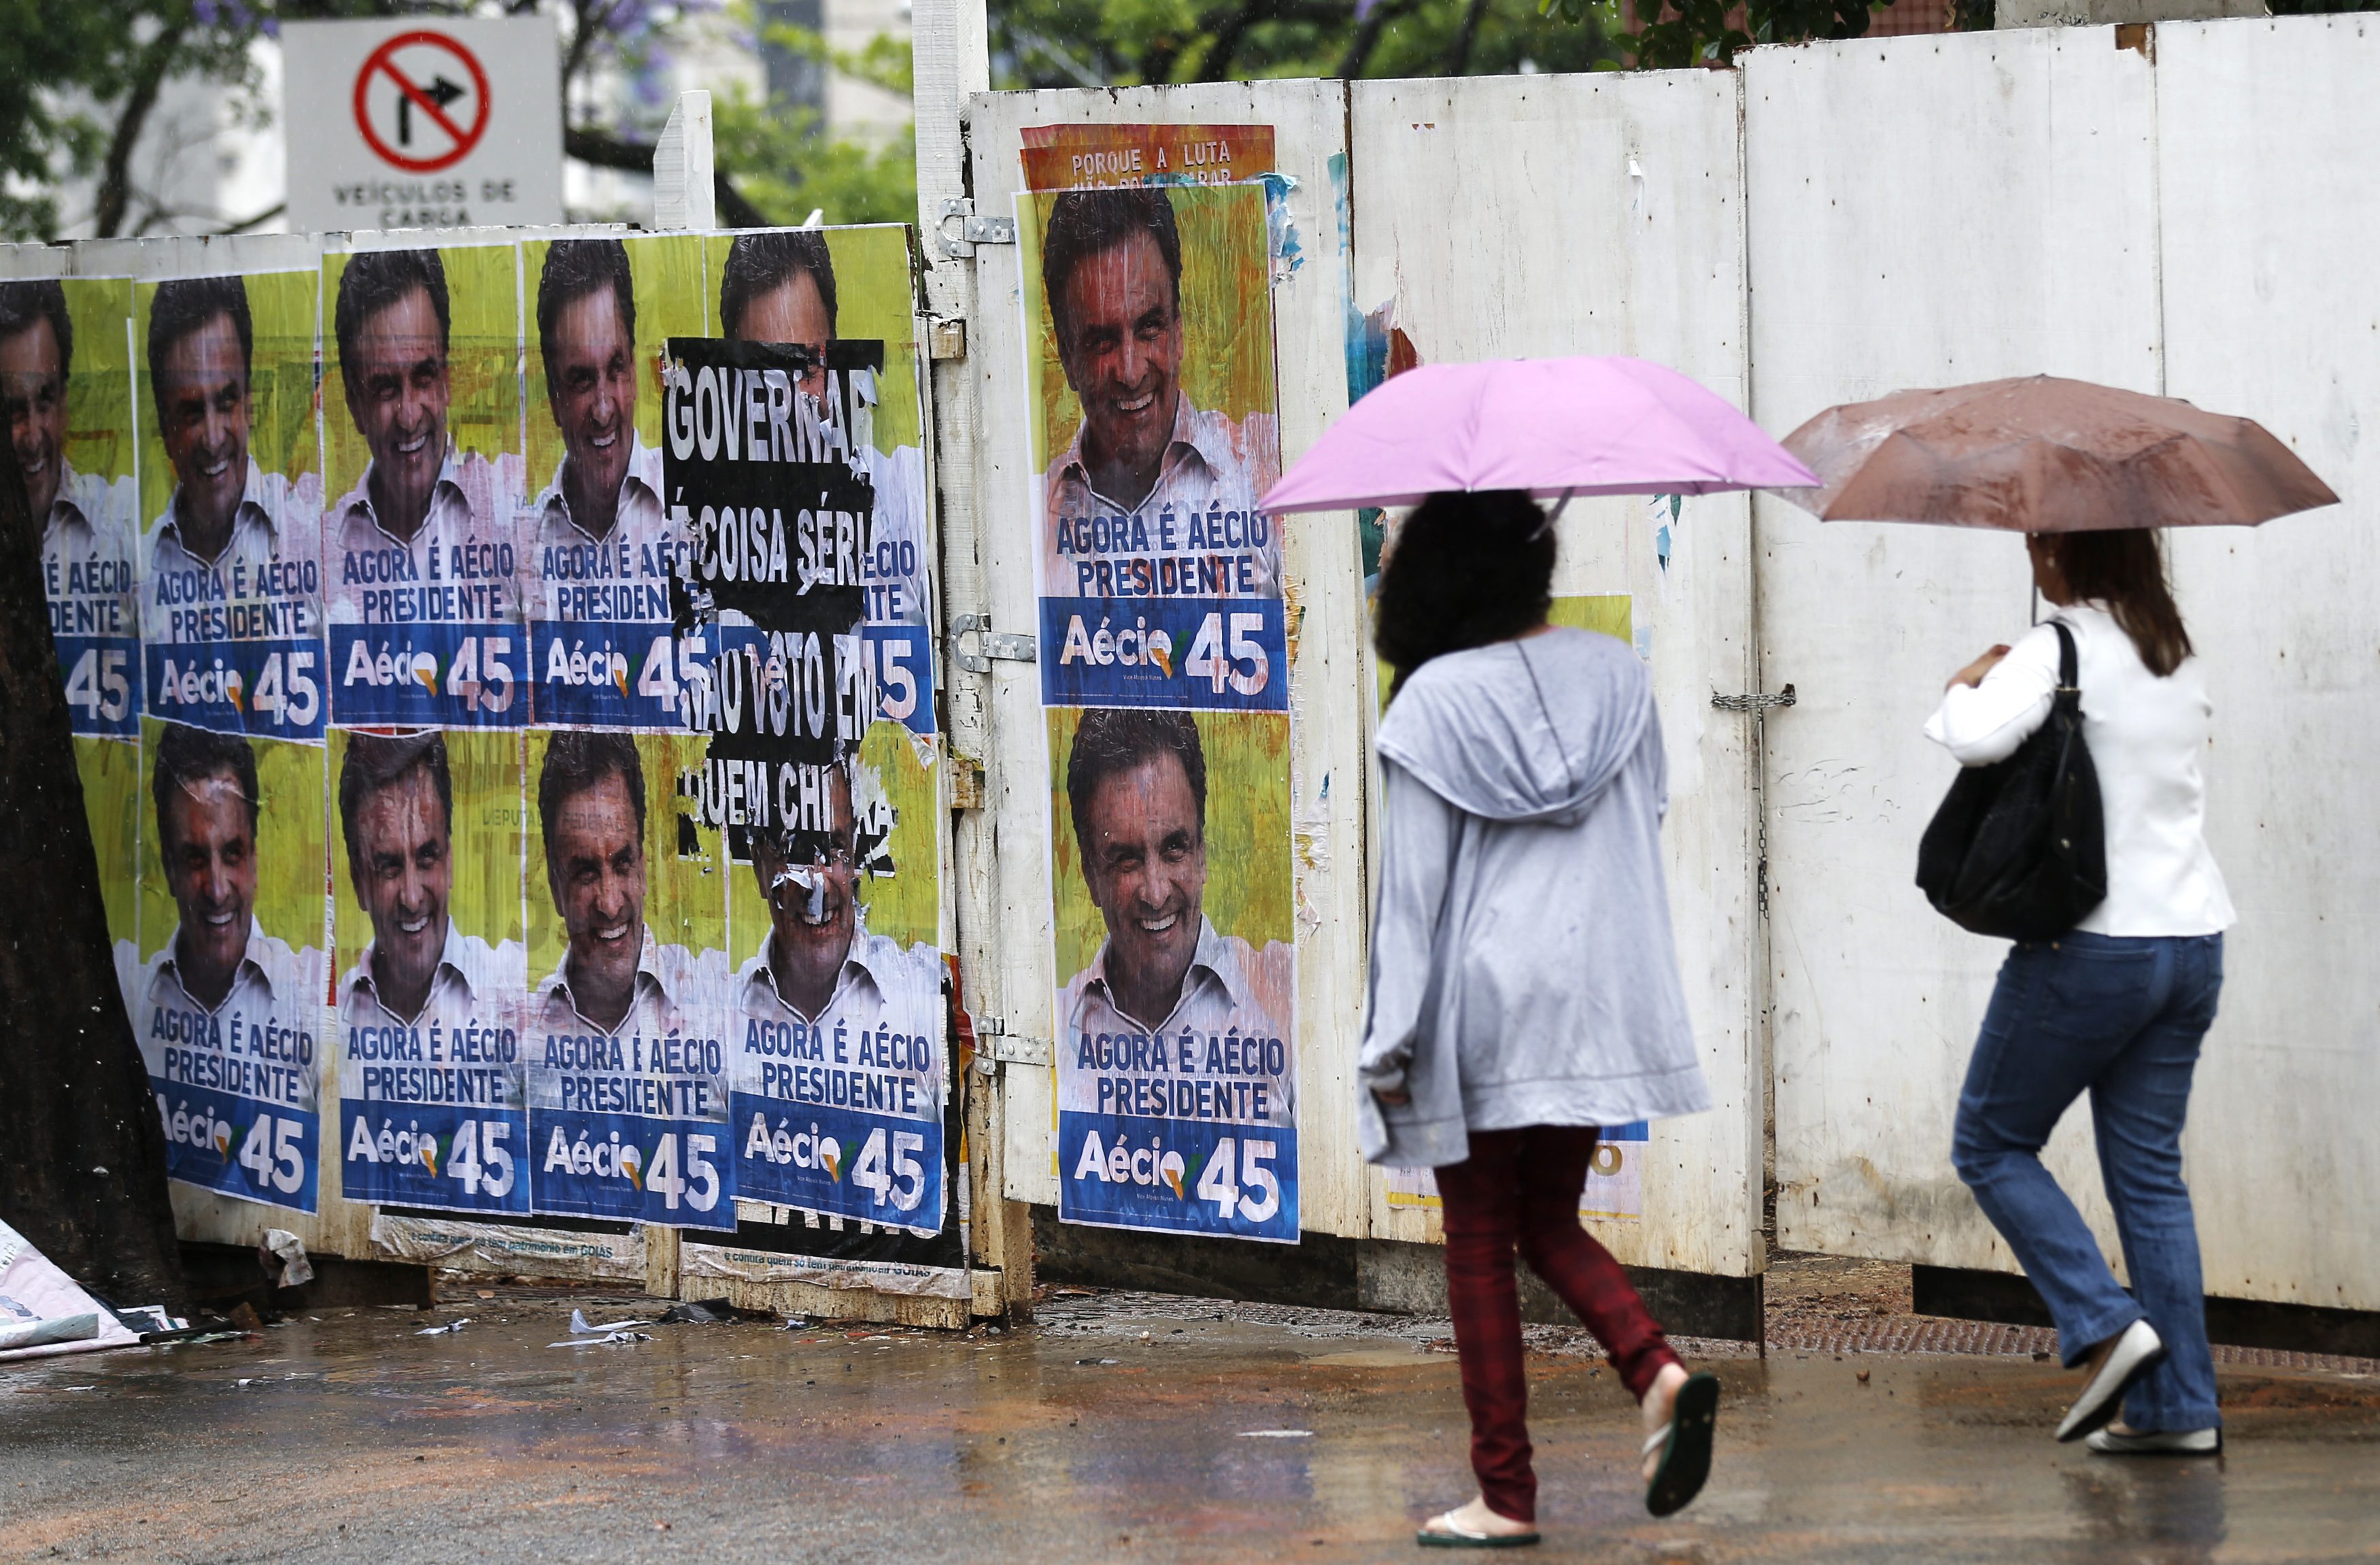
[284,16,562,232]
[352,31,493,174]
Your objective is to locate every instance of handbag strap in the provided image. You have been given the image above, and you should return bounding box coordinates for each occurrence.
[2050,619,2081,706]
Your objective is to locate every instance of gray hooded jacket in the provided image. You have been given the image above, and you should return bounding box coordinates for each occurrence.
[1358,626,1712,1166]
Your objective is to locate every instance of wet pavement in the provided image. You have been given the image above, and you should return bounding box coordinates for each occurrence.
[5,1285,2377,1564]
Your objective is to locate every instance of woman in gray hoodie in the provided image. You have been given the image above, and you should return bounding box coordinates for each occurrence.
[1361,490,1719,1547]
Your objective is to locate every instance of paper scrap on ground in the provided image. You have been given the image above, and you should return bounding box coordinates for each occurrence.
[0,1219,143,1362]
[571,1309,654,1334]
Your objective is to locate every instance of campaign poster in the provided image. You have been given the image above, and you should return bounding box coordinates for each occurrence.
[666,324,948,1244]
[1020,182,1285,707]
[3,276,145,994]
[525,728,732,1230]
[1021,180,1297,1243]
[133,717,328,1212]
[14,277,142,738]
[322,241,527,728]
[135,269,326,741]
[329,728,528,1216]
[524,234,704,730]
[1384,1125,1649,1224]
[1021,123,1276,192]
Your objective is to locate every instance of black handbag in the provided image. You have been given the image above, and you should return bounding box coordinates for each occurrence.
[1915,620,2107,941]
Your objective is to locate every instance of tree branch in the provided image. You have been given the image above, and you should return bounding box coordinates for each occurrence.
[565,127,771,229]
[1193,0,1277,82]
[1337,0,1418,79]
[94,22,186,239]
[211,201,286,236]
[1448,0,1494,74]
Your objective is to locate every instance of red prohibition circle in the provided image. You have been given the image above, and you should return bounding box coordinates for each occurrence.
[352,31,492,174]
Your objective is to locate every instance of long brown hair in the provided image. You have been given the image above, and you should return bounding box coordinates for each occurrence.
[2042,528,2194,677]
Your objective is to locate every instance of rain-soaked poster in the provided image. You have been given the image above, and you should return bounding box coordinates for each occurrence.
[322,240,530,1216]
[330,728,529,1216]
[522,234,732,1230]
[131,267,327,1213]
[676,226,959,1290]
[524,233,702,730]
[324,241,526,729]
[1019,180,1298,1242]
[3,275,144,1020]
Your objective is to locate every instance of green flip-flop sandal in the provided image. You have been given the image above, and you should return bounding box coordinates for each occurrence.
[1643,1370,1720,1518]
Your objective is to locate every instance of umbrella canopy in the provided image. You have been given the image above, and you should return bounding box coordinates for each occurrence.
[1776,375,2338,531]
[1257,355,1818,515]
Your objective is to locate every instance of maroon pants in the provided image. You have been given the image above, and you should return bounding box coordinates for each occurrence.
[1437,1125,1680,1524]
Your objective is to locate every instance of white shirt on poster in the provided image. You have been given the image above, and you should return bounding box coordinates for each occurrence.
[137,917,326,1113]
[1060,915,1294,1125]
[528,437,673,622]
[41,459,139,643]
[1039,394,1282,600]
[734,920,945,1109]
[532,926,725,1045]
[326,446,525,625]
[338,920,524,1043]
[141,457,325,645]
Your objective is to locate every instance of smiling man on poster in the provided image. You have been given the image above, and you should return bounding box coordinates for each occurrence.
[335,731,527,1214]
[1032,186,1287,713]
[731,756,946,1228]
[529,237,683,727]
[326,248,524,726]
[2,280,140,737]
[139,273,325,739]
[1057,707,1295,1240]
[1037,187,1280,598]
[137,722,324,1211]
[530,731,730,1227]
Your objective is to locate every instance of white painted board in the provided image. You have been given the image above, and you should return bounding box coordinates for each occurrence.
[964,82,1367,1236]
[1348,69,1765,1278]
[1746,29,2165,1272]
[2152,15,2380,1313]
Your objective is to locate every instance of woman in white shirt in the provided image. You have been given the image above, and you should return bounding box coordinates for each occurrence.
[1929,528,2231,1456]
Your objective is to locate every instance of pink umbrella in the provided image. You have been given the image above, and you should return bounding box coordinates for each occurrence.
[1258,355,1816,514]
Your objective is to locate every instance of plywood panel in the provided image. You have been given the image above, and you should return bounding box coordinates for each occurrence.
[963,82,1368,1236]
[2152,15,2380,1313]
[1350,70,1765,1277]
[1745,29,2163,1270]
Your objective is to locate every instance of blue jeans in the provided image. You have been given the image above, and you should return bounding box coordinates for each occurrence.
[1952,931,2225,1432]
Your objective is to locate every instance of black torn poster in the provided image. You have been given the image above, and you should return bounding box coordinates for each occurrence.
[665,334,957,1251]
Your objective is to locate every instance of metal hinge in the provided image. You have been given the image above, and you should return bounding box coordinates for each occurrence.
[951,613,1036,673]
[935,199,1016,258]
[1711,684,1797,713]
[972,1014,1053,1073]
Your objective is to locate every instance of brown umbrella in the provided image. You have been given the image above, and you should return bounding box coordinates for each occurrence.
[1775,375,2337,531]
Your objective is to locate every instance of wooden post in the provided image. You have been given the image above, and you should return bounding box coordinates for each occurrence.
[911,0,1032,1319]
